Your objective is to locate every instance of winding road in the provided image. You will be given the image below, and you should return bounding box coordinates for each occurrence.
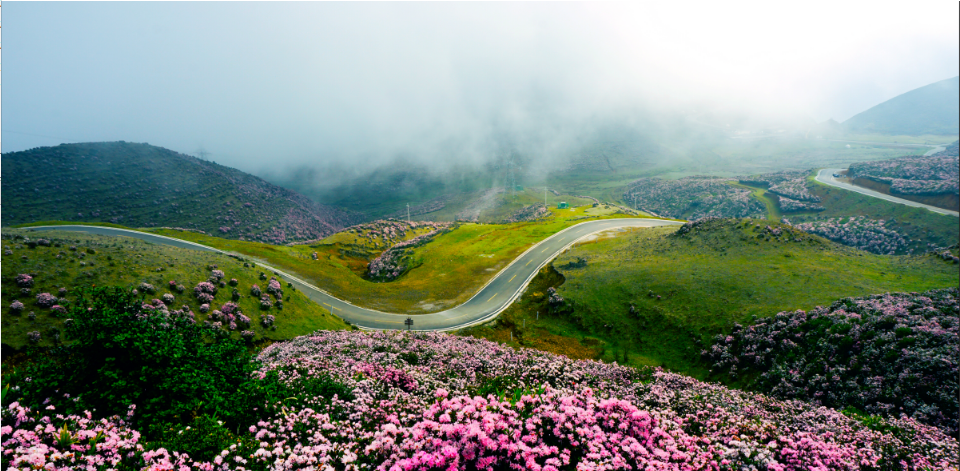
[27,218,683,331]
[815,169,958,217]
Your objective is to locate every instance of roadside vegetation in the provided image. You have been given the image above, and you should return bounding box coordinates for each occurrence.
[147,205,650,313]
[1,229,348,350]
[469,219,958,380]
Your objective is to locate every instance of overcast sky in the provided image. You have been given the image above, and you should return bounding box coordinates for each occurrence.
[3,1,958,173]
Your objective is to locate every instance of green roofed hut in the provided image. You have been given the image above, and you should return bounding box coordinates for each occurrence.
[557,202,569,209]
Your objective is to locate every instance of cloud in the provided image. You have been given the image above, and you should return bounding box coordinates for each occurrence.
[2,1,957,176]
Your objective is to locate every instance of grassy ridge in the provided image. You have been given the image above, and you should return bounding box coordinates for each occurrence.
[1,142,362,244]
[1,229,348,349]
[148,205,650,313]
[465,219,959,381]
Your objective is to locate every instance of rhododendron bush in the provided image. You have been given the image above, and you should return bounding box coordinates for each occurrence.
[7,329,956,470]
[624,177,765,219]
[848,154,960,196]
[789,216,910,255]
[706,288,959,435]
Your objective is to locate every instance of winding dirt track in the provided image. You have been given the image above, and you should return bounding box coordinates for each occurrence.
[28,219,683,331]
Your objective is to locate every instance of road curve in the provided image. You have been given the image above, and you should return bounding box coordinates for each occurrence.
[815,169,958,217]
[26,219,683,331]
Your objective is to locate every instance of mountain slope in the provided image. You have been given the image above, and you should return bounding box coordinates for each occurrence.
[1,141,363,244]
[842,76,959,135]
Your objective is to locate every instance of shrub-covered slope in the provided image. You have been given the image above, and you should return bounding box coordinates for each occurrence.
[1,228,348,349]
[4,330,957,470]
[707,288,958,435]
[1,141,363,244]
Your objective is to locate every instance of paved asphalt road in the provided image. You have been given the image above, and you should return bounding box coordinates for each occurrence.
[28,218,683,331]
[816,169,958,218]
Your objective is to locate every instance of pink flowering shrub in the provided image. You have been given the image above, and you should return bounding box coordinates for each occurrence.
[503,203,551,223]
[777,195,825,212]
[266,278,283,298]
[191,331,954,471]
[367,228,450,281]
[624,177,765,219]
[35,292,57,308]
[1,402,142,470]
[194,281,217,303]
[4,328,958,469]
[210,269,225,281]
[15,273,34,288]
[259,296,272,310]
[706,288,959,435]
[791,216,909,254]
[768,178,821,202]
[250,284,261,297]
[26,331,41,343]
[161,293,175,304]
[260,314,275,327]
[9,300,24,314]
[138,282,156,294]
[849,154,960,196]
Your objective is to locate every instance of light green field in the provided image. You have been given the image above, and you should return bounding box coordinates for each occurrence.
[1,229,349,349]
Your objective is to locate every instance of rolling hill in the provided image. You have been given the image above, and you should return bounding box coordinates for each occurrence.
[1,141,364,244]
[842,76,959,135]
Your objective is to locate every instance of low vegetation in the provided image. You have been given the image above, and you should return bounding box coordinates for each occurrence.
[788,173,959,253]
[1,142,363,244]
[148,205,648,313]
[706,288,958,436]
[623,176,765,219]
[1,229,348,349]
[514,218,958,378]
[4,327,956,470]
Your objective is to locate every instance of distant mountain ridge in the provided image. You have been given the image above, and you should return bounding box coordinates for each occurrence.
[842,76,959,135]
[1,141,364,244]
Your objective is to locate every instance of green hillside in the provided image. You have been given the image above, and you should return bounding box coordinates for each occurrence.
[842,76,959,135]
[463,219,959,379]
[1,142,363,244]
[1,229,349,350]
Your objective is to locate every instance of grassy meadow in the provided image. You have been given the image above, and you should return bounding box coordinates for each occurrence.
[149,205,652,313]
[1,229,348,350]
[462,219,959,382]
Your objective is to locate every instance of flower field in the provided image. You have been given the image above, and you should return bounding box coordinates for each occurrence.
[502,203,551,223]
[848,152,959,196]
[706,288,959,436]
[4,330,958,470]
[788,217,910,255]
[1,142,364,244]
[623,177,765,219]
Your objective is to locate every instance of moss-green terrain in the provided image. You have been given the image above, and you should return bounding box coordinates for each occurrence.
[462,219,959,381]
[148,205,654,313]
[1,229,349,350]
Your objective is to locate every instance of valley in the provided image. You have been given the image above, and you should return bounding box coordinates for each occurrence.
[3,6,959,467]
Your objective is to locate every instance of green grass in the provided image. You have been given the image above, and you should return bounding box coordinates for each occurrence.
[147,206,652,313]
[463,219,959,381]
[1,229,349,350]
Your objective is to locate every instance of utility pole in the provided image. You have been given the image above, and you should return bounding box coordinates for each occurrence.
[544,187,547,207]
[407,203,410,223]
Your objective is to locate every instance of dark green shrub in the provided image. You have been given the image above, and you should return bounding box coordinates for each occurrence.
[11,286,257,439]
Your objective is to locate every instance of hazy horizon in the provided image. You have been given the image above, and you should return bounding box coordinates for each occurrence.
[3,2,958,177]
